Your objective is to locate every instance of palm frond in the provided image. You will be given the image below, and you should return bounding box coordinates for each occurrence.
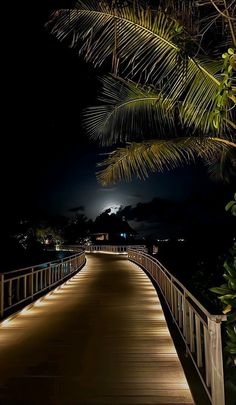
[84,75,176,145]
[49,1,179,80]
[84,73,235,145]
[96,137,228,185]
[205,147,236,183]
[179,59,234,135]
[48,0,234,134]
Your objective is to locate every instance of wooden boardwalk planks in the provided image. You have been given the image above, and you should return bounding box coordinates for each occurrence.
[0,253,195,404]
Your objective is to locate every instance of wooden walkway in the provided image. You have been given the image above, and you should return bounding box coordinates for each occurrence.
[0,253,194,405]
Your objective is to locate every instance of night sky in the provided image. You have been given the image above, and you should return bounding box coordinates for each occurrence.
[3,1,235,237]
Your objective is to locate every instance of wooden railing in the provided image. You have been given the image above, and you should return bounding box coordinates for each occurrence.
[61,244,147,253]
[128,249,226,405]
[0,251,86,319]
[85,244,147,253]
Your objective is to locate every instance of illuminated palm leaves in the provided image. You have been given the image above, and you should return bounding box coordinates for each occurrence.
[50,1,178,81]
[49,0,236,184]
[49,1,229,132]
[84,76,176,145]
[179,59,228,134]
[97,138,226,185]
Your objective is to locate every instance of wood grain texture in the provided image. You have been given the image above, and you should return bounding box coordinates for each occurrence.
[0,253,195,404]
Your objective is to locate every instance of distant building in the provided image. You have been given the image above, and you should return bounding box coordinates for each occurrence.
[90,215,136,243]
[92,232,109,241]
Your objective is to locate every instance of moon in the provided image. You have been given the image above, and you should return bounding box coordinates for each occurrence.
[103,203,120,214]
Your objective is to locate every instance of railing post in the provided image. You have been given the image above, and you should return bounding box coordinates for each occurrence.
[170,276,174,313]
[40,271,43,290]
[47,264,51,288]
[195,316,203,367]
[8,280,12,307]
[16,279,20,301]
[208,316,225,405]
[29,269,34,300]
[0,274,4,318]
[189,307,195,352]
[204,325,211,387]
[23,276,27,299]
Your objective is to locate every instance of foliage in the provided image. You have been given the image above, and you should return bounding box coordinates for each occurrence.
[63,214,93,243]
[36,227,62,246]
[210,194,236,367]
[96,137,224,184]
[212,48,236,131]
[48,0,236,185]
[225,192,236,216]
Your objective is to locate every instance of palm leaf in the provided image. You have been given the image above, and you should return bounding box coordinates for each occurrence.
[96,137,228,185]
[179,59,232,135]
[84,74,235,145]
[84,75,176,145]
[205,147,236,183]
[49,1,235,134]
[49,1,179,81]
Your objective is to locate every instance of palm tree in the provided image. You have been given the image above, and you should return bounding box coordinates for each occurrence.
[48,0,236,185]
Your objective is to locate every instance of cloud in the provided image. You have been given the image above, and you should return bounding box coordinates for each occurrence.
[97,187,117,192]
[68,205,85,213]
[118,191,234,238]
[130,193,142,199]
[118,198,182,223]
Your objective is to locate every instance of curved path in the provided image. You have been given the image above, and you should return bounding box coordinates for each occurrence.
[0,253,194,404]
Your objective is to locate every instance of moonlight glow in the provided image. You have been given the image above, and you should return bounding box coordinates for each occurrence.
[103,203,121,214]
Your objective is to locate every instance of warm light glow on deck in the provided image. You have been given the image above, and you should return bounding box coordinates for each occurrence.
[21,308,29,315]
[0,254,194,404]
[1,318,12,327]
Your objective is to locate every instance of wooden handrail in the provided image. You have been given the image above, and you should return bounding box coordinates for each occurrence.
[128,249,226,405]
[62,244,147,253]
[1,251,83,275]
[0,251,86,319]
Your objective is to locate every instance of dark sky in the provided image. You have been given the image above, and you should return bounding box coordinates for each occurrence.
[3,1,235,237]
